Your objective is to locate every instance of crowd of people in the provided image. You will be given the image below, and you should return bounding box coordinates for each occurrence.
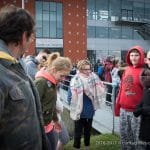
[0,4,150,150]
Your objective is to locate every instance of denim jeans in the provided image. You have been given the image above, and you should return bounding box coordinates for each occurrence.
[46,129,58,150]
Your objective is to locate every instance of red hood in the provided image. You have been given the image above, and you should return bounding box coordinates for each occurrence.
[35,68,57,84]
[126,46,145,67]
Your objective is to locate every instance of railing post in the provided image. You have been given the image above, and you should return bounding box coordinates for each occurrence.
[22,0,25,9]
[111,84,116,135]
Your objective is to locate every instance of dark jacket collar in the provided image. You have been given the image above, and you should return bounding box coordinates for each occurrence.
[0,39,13,55]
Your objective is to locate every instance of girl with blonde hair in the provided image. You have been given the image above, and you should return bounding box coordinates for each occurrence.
[34,52,72,150]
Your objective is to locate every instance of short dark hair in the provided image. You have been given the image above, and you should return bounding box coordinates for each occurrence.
[113,59,119,66]
[130,49,140,54]
[39,49,50,54]
[0,5,35,45]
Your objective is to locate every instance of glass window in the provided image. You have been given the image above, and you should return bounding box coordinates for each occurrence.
[96,0,108,11]
[122,0,133,10]
[121,9,133,21]
[43,2,49,11]
[133,28,143,40]
[43,12,50,37]
[121,0,133,21]
[122,27,133,39]
[35,1,62,39]
[87,0,109,20]
[96,50,109,60]
[36,1,42,37]
[110,0,121,21]
[43,2,50,38]
[36,22,42,37]
[57,3,62,23]
[87,26,95,38]
[98,10,109,21]
[96,26,108,38]
[133,2,144,21]
[57,28,62,38]
[96,0,109,21]
[57,3,63,38]
[50,12,56,38]
[50,2,56,11]
[87,50,96,64]
[145,3,150,20]
[109,27,121,39]
[145,28,150,40]
[87,0,95,20]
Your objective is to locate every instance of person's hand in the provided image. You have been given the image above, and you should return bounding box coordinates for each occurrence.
[53,121,62,133]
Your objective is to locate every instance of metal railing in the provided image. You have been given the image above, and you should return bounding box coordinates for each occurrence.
[59,74,119,134]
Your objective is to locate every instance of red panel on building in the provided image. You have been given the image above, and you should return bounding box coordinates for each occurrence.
[63,0,87,63]
[0,0,87,62]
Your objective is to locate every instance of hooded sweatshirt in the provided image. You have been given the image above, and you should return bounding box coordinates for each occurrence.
[115,46,144,116]
[24,55,39,79]
[35,68,58,133]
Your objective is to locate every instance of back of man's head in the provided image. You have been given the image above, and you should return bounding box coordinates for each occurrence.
[39,49,50,55]
[0,5,35,45]
[36,49,50,64]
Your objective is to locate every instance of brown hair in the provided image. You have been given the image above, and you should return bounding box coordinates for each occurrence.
[130,49,140,54]
[0,5,35,45]
[113,59,119,66]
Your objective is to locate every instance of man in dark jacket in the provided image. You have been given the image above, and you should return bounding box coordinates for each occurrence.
[0,5,47,149]
[134,51,150,150]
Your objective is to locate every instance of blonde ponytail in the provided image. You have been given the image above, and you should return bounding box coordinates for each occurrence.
[45,52,60,68]
[45,52,72,72]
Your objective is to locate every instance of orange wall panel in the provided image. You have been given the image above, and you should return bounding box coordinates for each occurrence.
[63,0,87,63]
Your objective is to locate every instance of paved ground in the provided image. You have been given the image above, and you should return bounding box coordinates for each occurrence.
[59,88,120,134]
[92,100,120,134]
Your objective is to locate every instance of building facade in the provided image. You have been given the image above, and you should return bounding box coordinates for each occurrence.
[0,0,150,63]
[87,0,150,63]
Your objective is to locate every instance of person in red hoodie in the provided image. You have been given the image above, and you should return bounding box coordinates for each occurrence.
[115,46,145,150]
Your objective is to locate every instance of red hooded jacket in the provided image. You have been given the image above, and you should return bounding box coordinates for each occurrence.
[115,46,145,116]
